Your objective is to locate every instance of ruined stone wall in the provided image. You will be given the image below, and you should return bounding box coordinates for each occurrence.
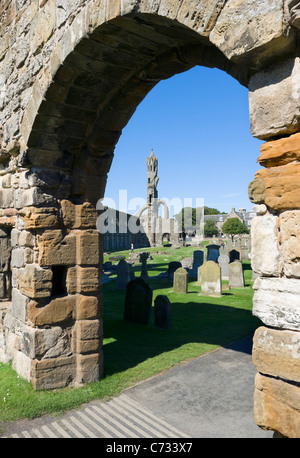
[0,0,299,437]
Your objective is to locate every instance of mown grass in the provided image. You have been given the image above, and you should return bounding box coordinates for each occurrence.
[0,246,261,424]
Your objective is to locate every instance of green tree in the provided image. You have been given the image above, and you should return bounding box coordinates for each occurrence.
[222,217,249,241]
[204,219,219,237]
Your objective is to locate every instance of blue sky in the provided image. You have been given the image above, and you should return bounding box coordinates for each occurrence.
[104,65,264,216]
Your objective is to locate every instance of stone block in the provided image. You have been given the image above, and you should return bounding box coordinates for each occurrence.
[61,200,98,229]
[28,295,76,326]
[258,132,300,167]
[279,211,300,277]
[75,294,101,320]
[75,319,102,354]
[254,162,300,211]
[12,350,32,383]
[38,230,76,266]
[18,230,35,247]
[249,57,300,140]
[66,266,100,294]
[76,352,103,385]
[252,326,300,382]
[19,206,60,229]
[11,288,29,322]
[18,264,52,298]
[250,213,281,276]
[210,0,293,65]
[21,324,71,360]
[176,0,227,36]
[253,277,300,331]
[11,247,33,268]
[254,373,300,438]
[31,355,76,390]
[76,230,100,265]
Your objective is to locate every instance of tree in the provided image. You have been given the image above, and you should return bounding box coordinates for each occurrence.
[204,219,219,237]
[222,217,249,241]
[175,206,225,231]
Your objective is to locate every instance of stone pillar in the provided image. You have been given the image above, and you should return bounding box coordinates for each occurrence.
[249,131,300,438]
[0,166,103,389]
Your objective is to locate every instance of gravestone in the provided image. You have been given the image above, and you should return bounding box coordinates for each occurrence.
[218,254,230,280]
[206,244,220,263]
[229,249,241,263]
[240,246,249,261]
[199,261,222,297]
[154,295,171,329]
[116,259,131,290]
[229,261,245,288]
[173,267,188,294]
[139,251,149,279]
[168,261,182,282]
[123,278,152,325]
[191,250,204,278]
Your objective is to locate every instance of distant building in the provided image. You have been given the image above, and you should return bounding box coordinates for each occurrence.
[204,207,255,235]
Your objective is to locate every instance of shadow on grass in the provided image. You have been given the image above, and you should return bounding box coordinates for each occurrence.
[102,277,261,378]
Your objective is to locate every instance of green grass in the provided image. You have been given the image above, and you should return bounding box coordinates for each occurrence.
[0,247,261,424]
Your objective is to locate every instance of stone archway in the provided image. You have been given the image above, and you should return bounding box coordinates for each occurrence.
[0,1,299,437]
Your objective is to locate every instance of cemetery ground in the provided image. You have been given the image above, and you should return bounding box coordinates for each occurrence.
[0,244,261,427]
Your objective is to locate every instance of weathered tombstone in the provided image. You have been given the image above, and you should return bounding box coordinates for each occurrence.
[199,261,222,297]
[181,257,193,269]
[139,251,149,279]
[206,244,220,263]
[154,295,171,329]
[173,267,188,294]
[167,261,182,282]
[123,278,153,325]
[229,249,241,263]
[116,259,130,290]
[240,246,249,261]
[229,261,245,288]
[218,254,230,280]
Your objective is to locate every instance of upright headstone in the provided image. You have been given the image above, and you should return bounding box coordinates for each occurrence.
[173,267,188,294]
[229,249,241,263]
[199,261,222,297]
[116,259,130,290]
[123,278,152,325]
[168,261,182,282]
[191,250,204,278]
[139,251,149,279]
[206,244,220,263]
[154,295,171,329]
[218,254,230,280]
[229,261,245,288]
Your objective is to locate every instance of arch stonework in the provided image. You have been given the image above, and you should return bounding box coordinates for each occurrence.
[0,0,299,437]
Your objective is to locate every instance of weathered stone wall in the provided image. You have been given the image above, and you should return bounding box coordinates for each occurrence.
[0,0,299,437]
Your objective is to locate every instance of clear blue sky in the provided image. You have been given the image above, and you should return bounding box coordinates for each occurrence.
[104,65,264,216]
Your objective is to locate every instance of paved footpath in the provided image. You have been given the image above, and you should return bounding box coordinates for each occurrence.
[0,334,273,439]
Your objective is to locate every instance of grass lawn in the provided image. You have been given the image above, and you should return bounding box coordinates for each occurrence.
[0,245,261,424]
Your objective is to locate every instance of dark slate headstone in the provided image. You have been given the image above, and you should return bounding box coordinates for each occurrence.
[123,278,152,325]
[229,249,241,263]
[154,295,171,329]
[167,261,182,281]
[191,250,204,278]
[116,259,130,290]
[206,244,220,263]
